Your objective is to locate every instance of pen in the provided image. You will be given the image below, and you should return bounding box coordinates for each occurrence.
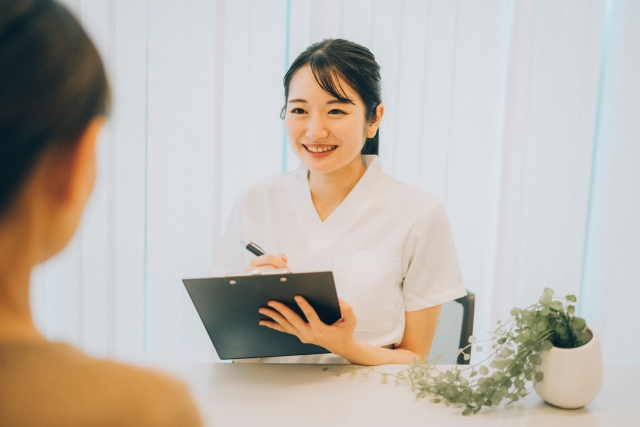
[242,241,265,257]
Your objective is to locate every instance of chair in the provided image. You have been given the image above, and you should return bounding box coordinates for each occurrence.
[427,290,475,365]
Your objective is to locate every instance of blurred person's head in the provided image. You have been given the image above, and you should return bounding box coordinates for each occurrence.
[0,0,109,264]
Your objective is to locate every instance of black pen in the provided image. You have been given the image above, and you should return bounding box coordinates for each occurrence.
[242,241,265,257]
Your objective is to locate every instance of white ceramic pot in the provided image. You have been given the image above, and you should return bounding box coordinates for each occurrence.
[534,328,604,409]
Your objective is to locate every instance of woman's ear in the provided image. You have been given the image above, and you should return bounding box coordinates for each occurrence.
[34,117,104,261]
[46,118,103,208]
[366,104,385,138]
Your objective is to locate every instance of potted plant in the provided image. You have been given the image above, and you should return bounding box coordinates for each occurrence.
[330,288,604,415]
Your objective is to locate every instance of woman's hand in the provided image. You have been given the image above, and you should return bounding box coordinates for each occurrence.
[259,297,357,355]
[247,253,288,270]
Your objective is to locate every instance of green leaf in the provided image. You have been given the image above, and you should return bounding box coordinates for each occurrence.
[509,365,522,376]
[462,408,473,416]
[534,371,544,382]
[567,305,575,315]
[566,295,577,302]
[550,301,563,311]
[576,336,589,347]
[479,365,489,376]
[570,316,587,331]
[468,335,477,343]
[539,291,553,305]
[543,340,553,351]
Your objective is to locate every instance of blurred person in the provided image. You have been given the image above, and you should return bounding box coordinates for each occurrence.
[0,1,202,425]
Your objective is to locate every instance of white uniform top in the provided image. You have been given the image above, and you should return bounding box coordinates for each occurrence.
[210,155,466,363]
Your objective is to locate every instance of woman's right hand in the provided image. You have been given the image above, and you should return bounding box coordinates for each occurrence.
[247,253,288,270]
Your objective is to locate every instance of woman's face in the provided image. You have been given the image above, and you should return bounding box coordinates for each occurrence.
[284,65,381,175]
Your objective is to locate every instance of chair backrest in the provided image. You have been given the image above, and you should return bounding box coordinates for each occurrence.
[427,290,475,365]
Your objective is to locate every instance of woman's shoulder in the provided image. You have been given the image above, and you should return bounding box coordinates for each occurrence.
[0,341,202,427]
[379,172,444,214]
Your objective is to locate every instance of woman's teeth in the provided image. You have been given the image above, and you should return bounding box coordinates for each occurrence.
[305,145,337,153]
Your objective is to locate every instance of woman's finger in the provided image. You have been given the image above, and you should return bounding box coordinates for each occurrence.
[267,301,309,332]
[259,308,296,334]
[276,253,288,263]
[259,320,291,335]
[338,298,357,325]
[248,254,288,270]
[294,296,322,325]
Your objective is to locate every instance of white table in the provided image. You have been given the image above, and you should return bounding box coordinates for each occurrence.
[156,363,639,427]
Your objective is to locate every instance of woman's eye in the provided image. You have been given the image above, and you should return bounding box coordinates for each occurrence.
[290,107,306,114]
[328,109,346,115]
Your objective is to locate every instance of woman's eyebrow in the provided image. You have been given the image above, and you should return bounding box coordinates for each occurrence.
[327,99,354,105]
[288,99,306,103]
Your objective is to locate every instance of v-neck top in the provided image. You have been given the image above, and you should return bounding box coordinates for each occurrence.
[210,155,466,362]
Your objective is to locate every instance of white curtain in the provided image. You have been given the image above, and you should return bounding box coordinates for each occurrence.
[30,0,640,365]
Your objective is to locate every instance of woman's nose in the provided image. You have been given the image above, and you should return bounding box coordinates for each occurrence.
[305,115,329,140]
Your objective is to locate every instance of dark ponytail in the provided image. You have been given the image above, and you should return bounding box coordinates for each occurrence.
[0,0,110,218]
[281,39,382,155]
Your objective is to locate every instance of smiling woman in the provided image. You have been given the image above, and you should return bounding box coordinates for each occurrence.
[210,39,466,366]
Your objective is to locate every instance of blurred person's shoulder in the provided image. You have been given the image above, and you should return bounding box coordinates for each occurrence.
[0,340,202,427]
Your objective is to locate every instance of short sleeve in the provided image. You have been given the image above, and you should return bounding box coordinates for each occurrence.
[208,201,246,276]
[401,200,466,311]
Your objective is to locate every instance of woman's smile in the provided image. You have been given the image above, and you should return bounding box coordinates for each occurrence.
[303,144,338,156]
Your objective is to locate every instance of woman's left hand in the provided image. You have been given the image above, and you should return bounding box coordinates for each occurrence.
[259,297,357,355]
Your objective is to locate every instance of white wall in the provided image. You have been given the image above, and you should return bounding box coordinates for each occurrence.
[30,0,640,365]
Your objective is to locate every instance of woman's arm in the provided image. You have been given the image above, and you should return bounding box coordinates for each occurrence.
[259,298,441,365]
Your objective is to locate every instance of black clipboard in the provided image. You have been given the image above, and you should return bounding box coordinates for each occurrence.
[183,271,341,359]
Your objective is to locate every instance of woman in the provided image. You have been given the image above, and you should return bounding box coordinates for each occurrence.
[211,39,466,365]
[0,1,201,425]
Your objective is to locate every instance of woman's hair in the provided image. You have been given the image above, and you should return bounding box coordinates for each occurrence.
[281,39,382,156]
[0,0,110,218]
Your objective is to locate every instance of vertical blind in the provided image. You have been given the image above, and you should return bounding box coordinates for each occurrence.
[30,0,640,365]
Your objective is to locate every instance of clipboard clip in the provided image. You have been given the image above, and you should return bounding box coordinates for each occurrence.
[225,268,291,277]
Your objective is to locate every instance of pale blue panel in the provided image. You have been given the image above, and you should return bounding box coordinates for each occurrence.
[308,0,344,44]
[220,0,287,232]
[370,0,403,169]
[437,1,512,351]
[113,0,148,362]
[514,0,604,308]
[180,0,219,363]
[342,0,374,47]
[416,0,459,198]
[79,0,114,358]
[388,0,430,181]
[490,0,535,331]
[582,0,640,365]
[145,0,189,362]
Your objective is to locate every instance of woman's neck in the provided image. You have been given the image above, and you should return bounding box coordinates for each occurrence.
[0,216,44,343]
[308,155,367,222]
